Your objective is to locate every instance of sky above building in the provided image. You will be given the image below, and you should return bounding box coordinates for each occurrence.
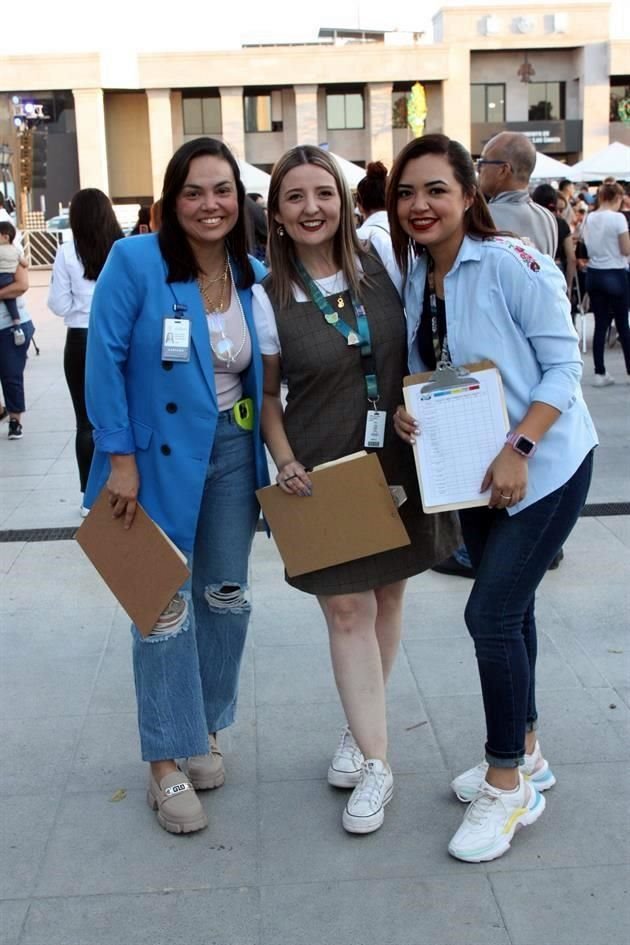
[3,0,628,53]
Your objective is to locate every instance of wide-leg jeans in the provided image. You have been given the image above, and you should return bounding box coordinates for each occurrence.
[131,410,260,762]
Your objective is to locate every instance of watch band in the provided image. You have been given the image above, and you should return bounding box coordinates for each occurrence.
[506,431,537,457]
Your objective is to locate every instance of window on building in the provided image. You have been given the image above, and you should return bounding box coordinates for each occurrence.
[243,91,283,133]
[470,84,505,123]
[610,80,630,121]
[326,91,365,130]
[528,82,565,120]
[182,94,221,135]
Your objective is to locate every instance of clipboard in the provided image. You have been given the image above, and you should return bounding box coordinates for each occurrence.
[403,359,510,513]
[256,452,410,576]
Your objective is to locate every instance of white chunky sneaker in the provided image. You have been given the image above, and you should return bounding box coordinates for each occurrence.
[451,741,556,802]
[328,725,364,788]
[342,759,393,834]
[448,772,545,863]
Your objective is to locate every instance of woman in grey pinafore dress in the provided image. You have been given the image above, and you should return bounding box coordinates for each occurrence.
[253,146,459,837]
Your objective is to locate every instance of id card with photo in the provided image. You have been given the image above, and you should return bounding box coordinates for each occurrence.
[162,318,191,362]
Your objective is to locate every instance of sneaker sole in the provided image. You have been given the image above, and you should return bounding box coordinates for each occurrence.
[146,788,208,834]
[8,433,22,440]
[448,789,546,862]
[327,766,362,789]
[342,783,393,834]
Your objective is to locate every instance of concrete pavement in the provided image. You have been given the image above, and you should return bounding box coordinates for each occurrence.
[1,274,628,945]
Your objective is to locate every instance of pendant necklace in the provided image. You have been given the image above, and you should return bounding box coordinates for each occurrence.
[198,260,246,366]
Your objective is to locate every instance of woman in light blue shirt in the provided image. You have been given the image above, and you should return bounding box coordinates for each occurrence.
[389,135,597,864]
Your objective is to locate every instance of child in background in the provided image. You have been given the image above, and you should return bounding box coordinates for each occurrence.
[0,221,28,325]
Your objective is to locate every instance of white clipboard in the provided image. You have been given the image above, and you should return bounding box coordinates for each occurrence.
[403,359,510,513]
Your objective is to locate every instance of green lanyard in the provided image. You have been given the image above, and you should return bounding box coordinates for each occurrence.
[296,261,379,404]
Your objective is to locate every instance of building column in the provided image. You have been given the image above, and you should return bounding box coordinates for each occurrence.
[146,89,174,201]
[72,88,109,193]
[367,82,393,167]
[294,85,319,146]
[580,42,610,156]
[219,87,245,160]
[441,46,471,150]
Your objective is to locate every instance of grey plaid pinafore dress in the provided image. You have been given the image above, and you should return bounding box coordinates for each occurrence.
[264,251,459,595]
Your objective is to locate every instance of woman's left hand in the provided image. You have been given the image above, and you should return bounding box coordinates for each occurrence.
[482,447,528,509]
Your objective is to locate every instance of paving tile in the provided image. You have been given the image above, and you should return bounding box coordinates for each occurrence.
[35,784,259,897]
[259,774,466,887]
[0,796,56,899]
[20,888,260,945]
[0,900,29,945]
[0,457,53,479]
[0,716,83,796]
[599,515,630,547]
[404,636,481,697]
[491,865,630,945]
[261,875,509,945]
[486,762,628,872]
[0,542,25,573]
[402,586,471,640]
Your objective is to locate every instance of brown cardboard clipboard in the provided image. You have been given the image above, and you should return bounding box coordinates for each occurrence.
[403,359,510,513]
[76,487,190,637]
[256,452,410,577]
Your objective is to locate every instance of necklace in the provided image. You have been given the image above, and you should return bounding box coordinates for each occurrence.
[199,261,247,366]
[313,271,346,310]
[198,259,229,314]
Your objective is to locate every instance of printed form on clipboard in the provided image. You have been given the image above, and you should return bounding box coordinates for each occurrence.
[403,360,510,513]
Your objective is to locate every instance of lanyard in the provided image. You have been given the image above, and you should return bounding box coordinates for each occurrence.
[296,261,379,404]
[427,260,450,365]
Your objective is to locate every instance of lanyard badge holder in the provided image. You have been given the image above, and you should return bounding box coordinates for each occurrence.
[297,262,386,449]
[162,301,190,362]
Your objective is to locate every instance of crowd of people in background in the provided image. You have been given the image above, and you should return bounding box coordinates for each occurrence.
[0,131,625,860]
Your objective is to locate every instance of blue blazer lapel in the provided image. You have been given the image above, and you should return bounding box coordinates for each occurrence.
[173,279,218,407]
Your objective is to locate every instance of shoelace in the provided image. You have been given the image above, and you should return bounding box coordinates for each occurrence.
[337,726,358,755]
[465,783,526,827]
[352,762,386,806]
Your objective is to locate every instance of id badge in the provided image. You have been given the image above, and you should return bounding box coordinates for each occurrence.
[161,318,191,362]
[364,410,386,449]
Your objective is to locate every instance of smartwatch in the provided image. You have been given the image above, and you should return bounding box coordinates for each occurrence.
[506,431,537,457]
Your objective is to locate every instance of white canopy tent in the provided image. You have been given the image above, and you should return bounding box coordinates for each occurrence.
[237,160,271,198]
[569,142,630,182]
[329,152,366,189]
[530,151,574,181]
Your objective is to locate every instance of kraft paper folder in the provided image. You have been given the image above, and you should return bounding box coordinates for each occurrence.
[403,359,510,514]
[256,452,410,577]
[76,487,190,637]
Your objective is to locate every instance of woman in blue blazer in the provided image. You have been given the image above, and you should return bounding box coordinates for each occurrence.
[84,137,269,834]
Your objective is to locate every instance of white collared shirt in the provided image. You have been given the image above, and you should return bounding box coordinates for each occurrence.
[48,241,96,328]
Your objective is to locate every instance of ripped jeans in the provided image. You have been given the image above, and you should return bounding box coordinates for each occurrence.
[131,410,260,761]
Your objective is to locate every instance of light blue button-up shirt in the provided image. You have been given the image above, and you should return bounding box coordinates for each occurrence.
[404,234,598,514]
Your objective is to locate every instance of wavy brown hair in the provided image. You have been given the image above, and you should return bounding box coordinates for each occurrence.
[266,146,364,309]
[386,134,497,283]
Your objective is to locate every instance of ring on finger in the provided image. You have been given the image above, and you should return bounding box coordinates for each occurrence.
[499,493,512,500]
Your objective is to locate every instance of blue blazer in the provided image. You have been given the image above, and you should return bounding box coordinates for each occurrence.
[84,234,270,552]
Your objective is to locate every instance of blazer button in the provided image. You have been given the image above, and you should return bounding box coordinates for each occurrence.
[160,444,171,456]
[161,361,174,371]
[166,402,177,413]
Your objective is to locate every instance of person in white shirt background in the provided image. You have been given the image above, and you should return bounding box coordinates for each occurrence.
[355,161,401,294]
[582,180,630,386]
[48,189,124,512]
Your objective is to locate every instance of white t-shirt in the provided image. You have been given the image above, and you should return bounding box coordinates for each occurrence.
[356,211,402,294]
[583,210,629,270]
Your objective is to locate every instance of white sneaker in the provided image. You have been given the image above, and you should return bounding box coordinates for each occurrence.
[448,773,545,862]
[328,725,364,788]
[451,741,556,802]
[593,373,615,387]
[79,505,90,518]
[342,759,393,834]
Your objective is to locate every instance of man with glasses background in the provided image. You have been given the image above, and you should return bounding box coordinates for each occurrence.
[476,131,557,258]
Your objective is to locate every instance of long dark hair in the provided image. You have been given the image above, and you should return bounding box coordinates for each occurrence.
[266,145,364,309]
[386,134,497,282]
[69,189,124,281]
[158,137,254,288]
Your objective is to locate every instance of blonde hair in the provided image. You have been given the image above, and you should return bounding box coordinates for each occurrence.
[266,146,364,309]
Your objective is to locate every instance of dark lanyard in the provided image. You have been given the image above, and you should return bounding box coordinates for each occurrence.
[427,260,449,365]
[296,261,379,404]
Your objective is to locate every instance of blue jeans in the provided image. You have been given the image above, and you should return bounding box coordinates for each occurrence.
[132,410,260,761]
[585,268,630,376]
[0,319,34,413]
[459,451,593,768]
